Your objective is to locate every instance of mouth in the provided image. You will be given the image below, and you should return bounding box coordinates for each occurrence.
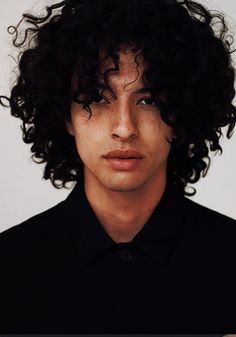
[103,149,144,169]
[104,157,143,170]
[103,149,144,160]
[112,157,140,159]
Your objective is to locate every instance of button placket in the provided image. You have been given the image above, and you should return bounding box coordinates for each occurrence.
[120,248,133,261]
[116,243,134,262]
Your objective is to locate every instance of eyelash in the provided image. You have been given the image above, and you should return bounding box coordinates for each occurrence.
[137,97,156,106]
[93,95,156,106]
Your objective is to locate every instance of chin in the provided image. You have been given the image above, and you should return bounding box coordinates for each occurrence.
[102,176,145,193]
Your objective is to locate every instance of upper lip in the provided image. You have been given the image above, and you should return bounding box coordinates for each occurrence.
[103,150,144,159]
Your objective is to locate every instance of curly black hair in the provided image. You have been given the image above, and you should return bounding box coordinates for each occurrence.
[0,0,235,196]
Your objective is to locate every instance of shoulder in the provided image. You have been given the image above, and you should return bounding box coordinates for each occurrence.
[183,196,235,225]
[181,196,236,239]
[0,200,67,261]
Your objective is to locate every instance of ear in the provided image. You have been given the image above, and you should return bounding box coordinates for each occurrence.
[65,120,75,136]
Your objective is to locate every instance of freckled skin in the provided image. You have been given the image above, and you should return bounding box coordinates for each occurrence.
[66,50,173,241]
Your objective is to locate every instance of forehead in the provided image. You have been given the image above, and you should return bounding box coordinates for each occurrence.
[98,49,147,91]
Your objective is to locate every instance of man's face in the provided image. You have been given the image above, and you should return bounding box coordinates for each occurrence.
[67,50,173,193]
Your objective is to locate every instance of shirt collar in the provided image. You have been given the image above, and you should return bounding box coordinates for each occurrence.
[62,175,187,266]
[132,179,187,264]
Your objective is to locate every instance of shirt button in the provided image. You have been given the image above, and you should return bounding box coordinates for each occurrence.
[120,249,133,261]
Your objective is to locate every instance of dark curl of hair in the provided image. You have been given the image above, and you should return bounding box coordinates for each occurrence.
[1,0,236,196]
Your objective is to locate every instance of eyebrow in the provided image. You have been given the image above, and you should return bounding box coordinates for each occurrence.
[100,85,152,96]
[134,87,152,94]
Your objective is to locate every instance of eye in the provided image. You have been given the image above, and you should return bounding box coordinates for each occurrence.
[137,97,156,106]
[93,95,110,104]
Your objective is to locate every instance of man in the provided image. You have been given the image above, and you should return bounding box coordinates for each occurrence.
[0,0,236,333]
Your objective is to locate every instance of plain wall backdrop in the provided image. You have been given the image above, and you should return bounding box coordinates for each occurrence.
[0,0,236,232]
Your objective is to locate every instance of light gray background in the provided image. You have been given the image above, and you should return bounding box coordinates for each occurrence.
[0,0,235,232]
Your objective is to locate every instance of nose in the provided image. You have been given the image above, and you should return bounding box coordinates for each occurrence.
[111,103,138,142]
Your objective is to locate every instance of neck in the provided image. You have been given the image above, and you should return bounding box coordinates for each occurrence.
[84,171,167,243]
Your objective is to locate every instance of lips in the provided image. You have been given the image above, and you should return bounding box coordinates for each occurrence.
[103,149,144,159]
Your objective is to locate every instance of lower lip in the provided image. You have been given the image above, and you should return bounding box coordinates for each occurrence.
[105,158,143,170]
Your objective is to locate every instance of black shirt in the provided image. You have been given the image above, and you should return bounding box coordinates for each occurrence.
[1,178,236,333]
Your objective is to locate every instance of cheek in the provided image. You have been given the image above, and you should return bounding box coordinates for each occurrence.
[147,118,172,146]
[72,119,106,159]
[144,128,172,164]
